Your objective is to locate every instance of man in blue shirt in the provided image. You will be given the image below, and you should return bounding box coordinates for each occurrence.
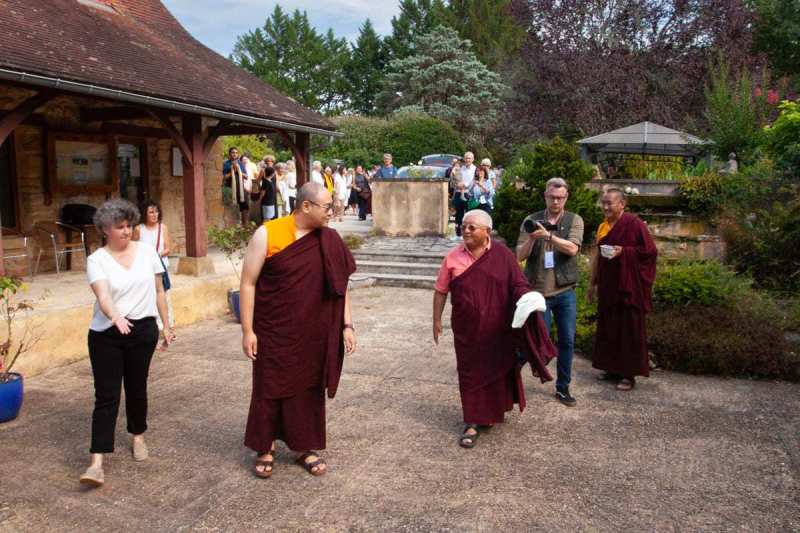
[373,153,397,179]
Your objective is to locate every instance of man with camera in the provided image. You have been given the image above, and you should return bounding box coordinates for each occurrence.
[516,177,584,406]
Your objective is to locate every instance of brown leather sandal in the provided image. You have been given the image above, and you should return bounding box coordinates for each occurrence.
[253,452,274,479]
[295,452,327,476]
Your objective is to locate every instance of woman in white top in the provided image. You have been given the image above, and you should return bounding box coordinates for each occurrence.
[286,160,297,213]
[79,199,174,488]
[133,200,173,331]
[275,162,290,217]
[333,164,347,222]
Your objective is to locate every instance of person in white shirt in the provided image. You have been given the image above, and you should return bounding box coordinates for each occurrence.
[275,162,290,216]
[460,151,477,188]
[286,160,297,212]
[333,164,347,222]
[132,200,173,334]
[310,160,324,186]
[79,199,174,488]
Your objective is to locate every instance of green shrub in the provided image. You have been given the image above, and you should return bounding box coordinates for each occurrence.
[677,171,753,216]
[493,138,601,247]
[315,113,464,168]
[647,305,795,380]
[573,255,597,356]
[763,100,800,180]
[653,260,751,307]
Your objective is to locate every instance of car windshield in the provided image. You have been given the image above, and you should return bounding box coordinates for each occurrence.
[396,166,447,179]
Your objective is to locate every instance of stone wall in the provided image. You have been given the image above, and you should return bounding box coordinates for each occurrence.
[371,178,450,237]
[1,85,231,276]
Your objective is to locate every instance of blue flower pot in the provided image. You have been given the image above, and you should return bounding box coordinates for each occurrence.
[228,289,241,323]
[0,373,24,423]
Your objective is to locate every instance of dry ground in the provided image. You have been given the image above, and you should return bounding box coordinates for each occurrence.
[0,287,798,532]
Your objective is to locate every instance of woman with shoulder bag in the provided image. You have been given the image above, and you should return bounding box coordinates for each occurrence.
[133,200,173,344]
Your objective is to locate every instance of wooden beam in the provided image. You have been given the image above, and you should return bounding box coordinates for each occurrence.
[201,119,232,161]
[101,123,173,139]
[182,115,208,257]
[213,125,276,137]
[147,110,193,166]
[276,130,309,187]
[0,90,57,148]
[81,106,151,122]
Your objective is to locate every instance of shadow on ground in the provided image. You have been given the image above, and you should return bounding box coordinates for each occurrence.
[1,287,798,532]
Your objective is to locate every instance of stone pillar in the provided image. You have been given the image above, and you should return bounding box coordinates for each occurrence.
[371,177,449,236]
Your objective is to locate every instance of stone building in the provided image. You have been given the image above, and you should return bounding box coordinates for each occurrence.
[0,0,337,277]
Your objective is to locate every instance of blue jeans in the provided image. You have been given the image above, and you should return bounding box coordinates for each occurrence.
[541,288,577,393]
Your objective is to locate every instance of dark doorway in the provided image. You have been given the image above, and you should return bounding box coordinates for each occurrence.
[0,138,18,230]
[118,141,148,207]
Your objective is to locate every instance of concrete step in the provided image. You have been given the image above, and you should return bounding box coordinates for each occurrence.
[355,260,440,277]
[351,249,449,264]
[351,272,437,290]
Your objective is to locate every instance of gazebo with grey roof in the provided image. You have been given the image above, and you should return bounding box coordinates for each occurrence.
[577,121,710,162]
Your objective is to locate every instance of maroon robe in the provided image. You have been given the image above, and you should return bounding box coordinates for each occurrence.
[244,227,355,453]
[449,242,556,425]
[592,212,658,378]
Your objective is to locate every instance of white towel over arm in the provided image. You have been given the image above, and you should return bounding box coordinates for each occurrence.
[512,291,547,328]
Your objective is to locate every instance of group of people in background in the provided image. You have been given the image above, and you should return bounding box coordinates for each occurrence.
[446,151,503,240]
[223,147,299,226]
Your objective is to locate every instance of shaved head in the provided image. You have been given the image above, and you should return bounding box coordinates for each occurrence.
[296,182,326,205]
[463,209,492,229]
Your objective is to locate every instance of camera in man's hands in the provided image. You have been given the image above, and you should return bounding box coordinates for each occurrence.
[523,219,558,233]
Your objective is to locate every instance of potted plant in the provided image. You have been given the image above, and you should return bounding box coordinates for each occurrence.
[0,277,42,423]
[208,223,256,322]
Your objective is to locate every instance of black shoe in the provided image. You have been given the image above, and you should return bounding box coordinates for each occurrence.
[555,389,577,407]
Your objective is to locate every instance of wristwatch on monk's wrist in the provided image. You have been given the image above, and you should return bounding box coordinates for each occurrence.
[343,323,355,332]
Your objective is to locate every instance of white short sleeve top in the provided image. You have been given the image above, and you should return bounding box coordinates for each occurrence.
[87,242,164,332]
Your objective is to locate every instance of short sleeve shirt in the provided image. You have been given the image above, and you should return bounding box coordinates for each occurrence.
[434,241,492,294]
[87,242,164,331]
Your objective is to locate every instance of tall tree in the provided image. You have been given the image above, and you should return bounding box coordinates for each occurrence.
[504,0,757,139]
[231,6,350,114]
[752,0,800,78]
[383,0,453,62]
[447,0,525,70]
[378,25,508,142]
[346,19,387,115]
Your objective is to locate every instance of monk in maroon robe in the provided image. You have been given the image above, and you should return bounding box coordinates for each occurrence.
[433,210,556,448]
[240,183,356,478]
[589,188,657,391]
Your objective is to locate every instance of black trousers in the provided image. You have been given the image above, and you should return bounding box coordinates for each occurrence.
[358,195,369,220]
[87,317,158,453]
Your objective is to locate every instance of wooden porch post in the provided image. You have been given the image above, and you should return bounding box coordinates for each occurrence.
[295,132,310,187]
[0,90,57,277]
[175,114,214,276]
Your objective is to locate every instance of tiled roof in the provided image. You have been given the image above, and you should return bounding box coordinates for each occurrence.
[0,0,335,132]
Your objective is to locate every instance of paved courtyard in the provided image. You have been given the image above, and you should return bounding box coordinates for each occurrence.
[1,286,798,532]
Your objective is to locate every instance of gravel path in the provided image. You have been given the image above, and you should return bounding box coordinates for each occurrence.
[1,287,798,532]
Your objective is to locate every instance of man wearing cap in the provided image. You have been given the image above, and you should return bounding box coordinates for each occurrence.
[516,177,584,406]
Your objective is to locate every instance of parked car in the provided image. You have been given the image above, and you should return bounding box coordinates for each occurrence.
[418,154,461,167]
[395,165,448,179]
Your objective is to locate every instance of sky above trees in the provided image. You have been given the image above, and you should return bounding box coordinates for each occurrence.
[162,0,401,56]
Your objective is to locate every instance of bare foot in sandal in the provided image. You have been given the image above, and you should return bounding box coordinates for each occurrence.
[295,451,327,476]
[459,425,479,448]
[254,448,275,478]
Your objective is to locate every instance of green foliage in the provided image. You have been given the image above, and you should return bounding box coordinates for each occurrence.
[345,19,387,115]
[493,138,601,246]
[677,170,753,215]
[573,256,597,356]
[220,135,282,162]
[752,0,800,78]
[378,26,508,143]
[647,304,797,380]
[316,113,463,168]
[208,223,257,282]
[763,100,800,180]
[232,6,350,114]
[704,60,771,164]
[447,0,525,70]
[380,113,464,167]
[721,193,800,294]
[0,277,41,380]
[383,0,453,62]
[653,260,751,307]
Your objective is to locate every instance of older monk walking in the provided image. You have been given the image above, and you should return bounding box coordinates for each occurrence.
[433,210,556,448]
[240,182,357,478]
[588,188,657,391]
